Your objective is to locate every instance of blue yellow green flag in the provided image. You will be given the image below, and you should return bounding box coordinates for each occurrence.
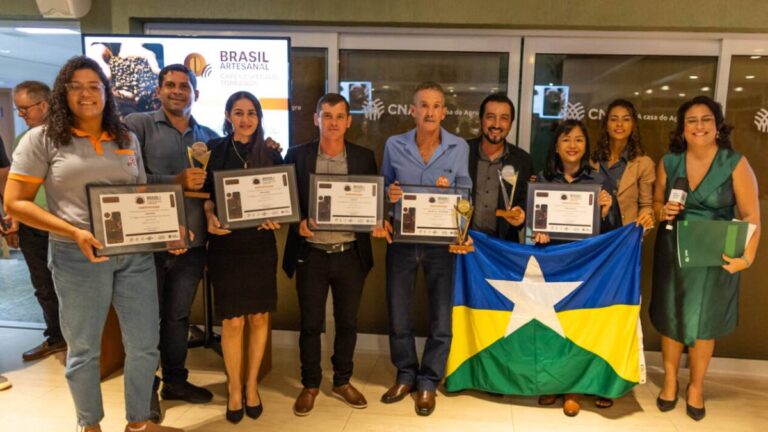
[445,225,644,398]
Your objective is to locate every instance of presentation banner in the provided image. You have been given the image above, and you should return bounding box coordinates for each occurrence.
[82,34,291,153]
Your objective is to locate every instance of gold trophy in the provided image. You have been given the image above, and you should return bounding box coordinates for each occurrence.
[449,198,475,253]
[495,165,522,220]
[184,142,212,199]
[187,141,211,171]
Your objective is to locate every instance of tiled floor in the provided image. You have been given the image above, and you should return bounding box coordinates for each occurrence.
[1,327,767,431]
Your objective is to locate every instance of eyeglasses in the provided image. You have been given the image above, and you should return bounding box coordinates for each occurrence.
[65,82,105,95]
[14,100,44,115]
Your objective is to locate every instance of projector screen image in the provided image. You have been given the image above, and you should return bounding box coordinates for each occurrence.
[83,34,291,155]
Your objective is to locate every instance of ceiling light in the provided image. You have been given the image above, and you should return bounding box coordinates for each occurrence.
[746,75,755,79]
[468,86,476,91]
[644,89,653,94]
[689,75,699,80]
[381,85,390,89]
[734,87,744,92]
[660,85,670,91]
[678,93,686,97]
[15,27,79,35]
[634,91,640,96]
[750,56,762,59]
[701,86,711,91]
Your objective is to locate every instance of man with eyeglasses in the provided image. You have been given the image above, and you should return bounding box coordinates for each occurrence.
[125,64,218,422]
[4,81,68,362]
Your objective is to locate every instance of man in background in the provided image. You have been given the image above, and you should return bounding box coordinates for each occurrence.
[5,81,66,362]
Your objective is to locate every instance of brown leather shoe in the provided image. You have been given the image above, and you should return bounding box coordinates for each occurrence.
[332,383,367,408]
[414,390,436,416]
[563,393,581,417]
[293,387,319,416]
[538,394,558,406]
[22,340,67,361]
[380,383,412,404]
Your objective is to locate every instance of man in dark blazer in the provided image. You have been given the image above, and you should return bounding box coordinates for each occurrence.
[467,93,533,241]
[283,93,382,416]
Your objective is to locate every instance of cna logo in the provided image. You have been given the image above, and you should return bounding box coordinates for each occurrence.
[363,98,386,121]
[754,108,768,133]
[565,102,586,121]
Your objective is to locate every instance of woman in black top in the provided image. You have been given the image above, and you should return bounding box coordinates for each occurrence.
[533,119,613,417]
[203,91,282,423]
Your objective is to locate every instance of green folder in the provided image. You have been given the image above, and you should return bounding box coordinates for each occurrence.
[677,220,749,268]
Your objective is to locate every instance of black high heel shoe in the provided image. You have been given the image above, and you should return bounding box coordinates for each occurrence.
[226,390,245,424]
[656,380,679,412]
[245,391,263,419]
[685,384,705,421]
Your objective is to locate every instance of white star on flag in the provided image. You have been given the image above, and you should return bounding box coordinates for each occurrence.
[486,256,583,338]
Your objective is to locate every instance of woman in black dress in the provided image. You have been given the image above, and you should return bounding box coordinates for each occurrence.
[203,91,282,423]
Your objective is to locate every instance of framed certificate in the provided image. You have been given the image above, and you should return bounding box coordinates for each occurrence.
[212,164,300,229]
[525,183,601,241]
[308,174,384,232]
[86,184,188,256]
[392,184,470,244]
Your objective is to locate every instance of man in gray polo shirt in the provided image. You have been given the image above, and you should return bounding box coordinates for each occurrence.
[125,64,218,418]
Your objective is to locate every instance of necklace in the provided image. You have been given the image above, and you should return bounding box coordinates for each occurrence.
[231,138,248,168]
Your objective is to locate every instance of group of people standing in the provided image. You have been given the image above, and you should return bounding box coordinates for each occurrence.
[0,54,760,431]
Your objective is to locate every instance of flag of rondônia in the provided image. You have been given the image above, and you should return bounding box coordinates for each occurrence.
[445,225,645,398]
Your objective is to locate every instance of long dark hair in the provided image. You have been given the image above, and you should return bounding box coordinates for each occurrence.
[222,91,274,166]
[669,95,733,153]
[592,98,645,163]
[543,119,592,181]
[45,56,129,148]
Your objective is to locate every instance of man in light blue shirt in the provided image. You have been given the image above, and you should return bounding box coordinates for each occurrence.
[379,82,471,416]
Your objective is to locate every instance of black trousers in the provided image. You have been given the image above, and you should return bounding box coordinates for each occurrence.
[295,246,366,388]
[19,224,62,343]
[154,246,206,384]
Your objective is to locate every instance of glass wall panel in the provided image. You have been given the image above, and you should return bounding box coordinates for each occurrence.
[721,55,768,359]
[529,54,718,173]
[289,47,327,147]
[339,49,509,334]
[340,50,509,162]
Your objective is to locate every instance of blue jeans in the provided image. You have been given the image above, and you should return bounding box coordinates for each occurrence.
[386,243,455,392]
[50,241,159,427]
[154,247,206,384]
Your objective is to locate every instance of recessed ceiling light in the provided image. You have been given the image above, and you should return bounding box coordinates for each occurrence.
[734,87,744,92]
[701,86,711,91]
[645,89,653,94]
[468,86,476,91]
[381,85,390,89]
[634,91,640,96]
[548,82,554,86]
[678,93,686,97]
[660,85,670,91]
[689,75,699,80]
[746,75,755,79]
[750,56,762,59]
[15,27,78,35]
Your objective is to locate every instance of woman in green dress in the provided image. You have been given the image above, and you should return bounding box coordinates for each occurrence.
[650,95,761,421]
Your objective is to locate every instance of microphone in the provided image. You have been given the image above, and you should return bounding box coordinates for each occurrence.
[665,177,689,231]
